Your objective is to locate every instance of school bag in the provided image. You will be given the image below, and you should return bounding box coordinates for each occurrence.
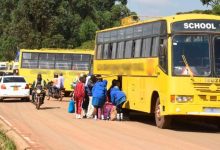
[103,102,114,120]
[68,99,75,113]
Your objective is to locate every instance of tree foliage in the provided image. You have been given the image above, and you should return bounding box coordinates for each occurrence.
[201,0,220,7]
[0,0,135,60]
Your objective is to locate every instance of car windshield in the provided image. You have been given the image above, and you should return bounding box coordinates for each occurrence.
[3,77,26,83]
[172,35,210,76]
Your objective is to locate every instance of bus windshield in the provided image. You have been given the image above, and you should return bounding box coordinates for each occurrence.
[214,36,220,76]
[172,35,211,76]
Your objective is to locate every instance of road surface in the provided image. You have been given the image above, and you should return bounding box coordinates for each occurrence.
[0,98,220,150]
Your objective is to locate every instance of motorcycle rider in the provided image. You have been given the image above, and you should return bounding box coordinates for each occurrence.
[57,73,64,90]
[52,74,59,93]
[32,74,46,103]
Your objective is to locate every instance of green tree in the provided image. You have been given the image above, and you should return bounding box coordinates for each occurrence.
[0,0,135,60]
[201,0,220,7]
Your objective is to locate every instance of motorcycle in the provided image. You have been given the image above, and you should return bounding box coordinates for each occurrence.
[46,81,65,101]
[34,85,45,109]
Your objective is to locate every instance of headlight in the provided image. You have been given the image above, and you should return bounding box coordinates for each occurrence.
[36,89,41,94]
[176,96,193,103]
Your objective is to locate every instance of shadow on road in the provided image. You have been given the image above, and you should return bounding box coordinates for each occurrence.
[40,106,61,110]
[126,111,220,133]
[0,100,30,103]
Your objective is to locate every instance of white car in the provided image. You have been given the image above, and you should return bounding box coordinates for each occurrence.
[0,76,30,102]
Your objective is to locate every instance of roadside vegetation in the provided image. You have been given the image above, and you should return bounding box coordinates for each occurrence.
[0,0,136,61]
[0,130,16,150]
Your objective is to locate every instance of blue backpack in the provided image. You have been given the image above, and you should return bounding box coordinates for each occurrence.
[68,99,75,113]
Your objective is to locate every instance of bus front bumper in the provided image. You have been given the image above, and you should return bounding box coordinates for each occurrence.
[164,104,220,117]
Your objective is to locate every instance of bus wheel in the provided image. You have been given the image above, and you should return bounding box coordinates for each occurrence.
[155,97,171,129]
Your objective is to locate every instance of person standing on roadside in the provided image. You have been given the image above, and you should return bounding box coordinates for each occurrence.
[85,75,97,118]
[74,76,86,119]
[57,73,64,90]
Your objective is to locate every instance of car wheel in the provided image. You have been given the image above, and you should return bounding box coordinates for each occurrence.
[0,98,3,102]
[25,97,30,102]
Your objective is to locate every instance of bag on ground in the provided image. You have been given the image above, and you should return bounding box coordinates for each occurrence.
[103,102,114,120]
[110,106,117,121]
[68,99,75,113]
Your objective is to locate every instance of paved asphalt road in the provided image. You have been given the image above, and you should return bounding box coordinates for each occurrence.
[0,98,220,150]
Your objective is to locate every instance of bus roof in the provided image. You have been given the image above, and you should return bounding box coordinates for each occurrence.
[20,48,94,55]
[97,13,220,33]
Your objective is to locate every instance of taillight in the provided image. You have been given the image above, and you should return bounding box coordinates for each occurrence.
[1,84,6,89]
[25,84,29,89]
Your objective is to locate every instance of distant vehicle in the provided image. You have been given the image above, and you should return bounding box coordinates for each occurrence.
[0,76,30,102]
[0,62,8,70]
[0,61,15,76]
[0,71,14,77]
[18,48,94,93]
[46,80,65,101]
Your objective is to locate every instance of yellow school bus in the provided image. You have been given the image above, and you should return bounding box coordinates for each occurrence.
[19,48,94,92]
[94,14,220,128]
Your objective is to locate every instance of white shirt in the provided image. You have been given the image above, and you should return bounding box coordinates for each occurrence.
[57,76,64,88]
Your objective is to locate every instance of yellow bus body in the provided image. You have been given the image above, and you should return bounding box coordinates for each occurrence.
[19,48,94,92]
[94,14,220,125]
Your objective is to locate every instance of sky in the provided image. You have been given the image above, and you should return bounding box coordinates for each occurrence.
[127,0,211,19]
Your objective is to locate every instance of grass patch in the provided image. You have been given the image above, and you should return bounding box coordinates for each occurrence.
[0,130,16,150]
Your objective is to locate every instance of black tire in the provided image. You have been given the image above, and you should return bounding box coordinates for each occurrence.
[36,97,40,109]
[36,102,40,110]
[25,97,30,102]
[0,98,3,102]
[21,97,29,102]
[155,97,171,129]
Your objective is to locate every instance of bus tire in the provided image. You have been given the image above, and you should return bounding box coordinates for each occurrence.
[155,97,171,129]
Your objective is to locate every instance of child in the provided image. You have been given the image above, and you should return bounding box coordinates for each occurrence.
[92,78,107,120]
[73,76,86,119]
[106,79,117,102]
[110,80,126,121]
[85,75,97,118]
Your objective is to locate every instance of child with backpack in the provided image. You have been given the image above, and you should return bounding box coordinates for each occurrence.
[92,78,107,120]
[110,80,126,121]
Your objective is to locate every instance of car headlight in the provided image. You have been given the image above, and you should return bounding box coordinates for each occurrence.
[176,96,193,103]
[36,89,41,94]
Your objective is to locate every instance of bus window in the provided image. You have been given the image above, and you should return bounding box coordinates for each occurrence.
[96,45,103,59]
[39,54,55,69]
[125,27,133,39]
[134,39,142,58]
[117,42,125,59]
[134,25,143,38]
[21,52,39,68]
[142,38,151,57]
[103,44,110,59]
[111,43,117,59]
[55,54,72,70]
[124,40,133,58]
[159,38,168,72]
[151,37,159,57]
[56,54,72,61]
